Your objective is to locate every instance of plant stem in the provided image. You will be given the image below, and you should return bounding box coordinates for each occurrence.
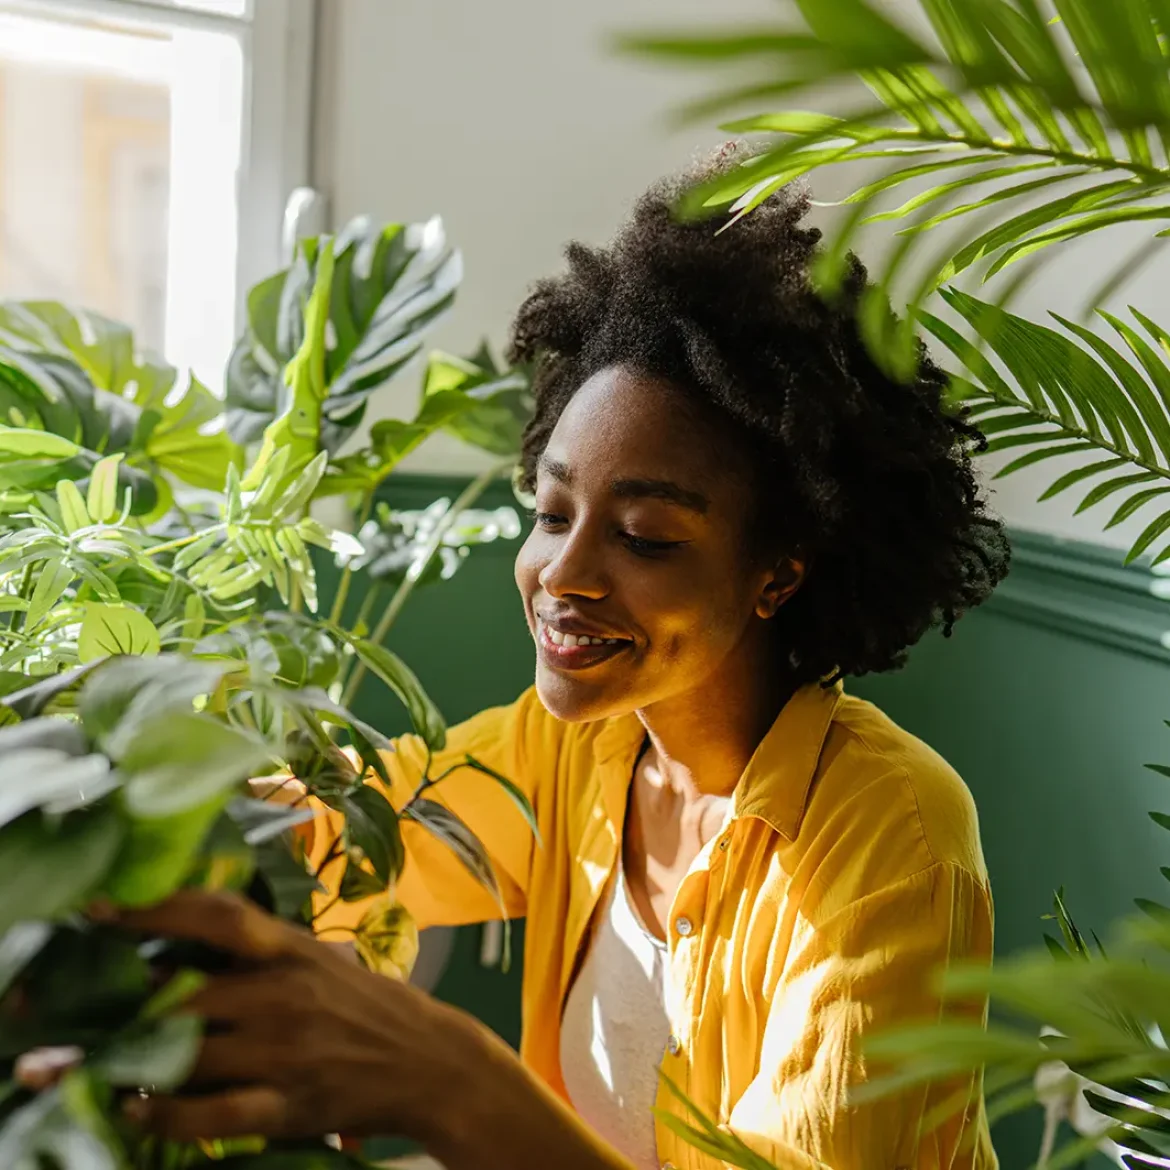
[143,526,224,559]
[314,834,346,881]
[333,584,381,703]
[340,461,511,707]
[328,490,374,627]
[12,564,32,631]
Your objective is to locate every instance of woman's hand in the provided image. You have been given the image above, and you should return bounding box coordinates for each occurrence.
[95,889,472,1146]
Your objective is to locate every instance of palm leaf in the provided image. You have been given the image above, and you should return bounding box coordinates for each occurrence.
[620,0,1170,369]
[917,289,1170,562]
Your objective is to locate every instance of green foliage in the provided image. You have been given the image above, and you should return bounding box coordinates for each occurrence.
[225,216,462,454]
[0,210,533,1168]
[621,0,1170,374]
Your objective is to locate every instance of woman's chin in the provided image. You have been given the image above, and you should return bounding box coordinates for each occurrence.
[534,665,634,724]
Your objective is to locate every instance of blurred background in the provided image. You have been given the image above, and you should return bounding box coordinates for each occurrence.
[4,1,1168,1163]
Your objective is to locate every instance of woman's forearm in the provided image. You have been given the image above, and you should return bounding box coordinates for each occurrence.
[422,1011,636,1170]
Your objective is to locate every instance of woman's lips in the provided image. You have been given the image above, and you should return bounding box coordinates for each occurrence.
[536,620,632,671]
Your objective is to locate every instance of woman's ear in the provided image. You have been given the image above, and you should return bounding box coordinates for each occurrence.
[756,557,806,620]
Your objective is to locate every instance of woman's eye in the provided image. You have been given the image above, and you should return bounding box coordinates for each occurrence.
[621,533,686,557]
[531,511,567,530]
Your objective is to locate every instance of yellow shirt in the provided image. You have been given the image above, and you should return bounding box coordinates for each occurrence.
[311,682,996,1170]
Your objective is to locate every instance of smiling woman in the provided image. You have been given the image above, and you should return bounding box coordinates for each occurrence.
[88,152,1011,1170]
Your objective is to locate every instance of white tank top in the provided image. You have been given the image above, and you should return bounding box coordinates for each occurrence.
[560,867,673,1170]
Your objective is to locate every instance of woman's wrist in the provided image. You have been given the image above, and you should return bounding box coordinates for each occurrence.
[408,1002,498,1161]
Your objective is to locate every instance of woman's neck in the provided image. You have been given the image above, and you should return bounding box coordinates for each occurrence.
[634,642,794,801]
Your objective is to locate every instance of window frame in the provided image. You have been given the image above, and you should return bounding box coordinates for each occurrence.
[0,0,316,332]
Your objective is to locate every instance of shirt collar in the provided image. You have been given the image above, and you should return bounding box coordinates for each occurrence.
[731,680,843,840]
[591,680,843,843]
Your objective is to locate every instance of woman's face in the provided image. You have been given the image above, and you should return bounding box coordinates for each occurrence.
[514,364,794,724]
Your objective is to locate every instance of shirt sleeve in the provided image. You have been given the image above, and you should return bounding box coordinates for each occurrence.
[725,860,995,1170]
[308,686,562,934]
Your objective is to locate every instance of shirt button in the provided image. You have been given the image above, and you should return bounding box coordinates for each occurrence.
[666,1033,681,1056]
[663,1164,677,1170]
[675,916,693,937]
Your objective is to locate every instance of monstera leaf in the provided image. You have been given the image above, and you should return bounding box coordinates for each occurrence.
[225,215,462,454]
[318,345,531,498]
[426,344,533,457]
[0,303,241,512]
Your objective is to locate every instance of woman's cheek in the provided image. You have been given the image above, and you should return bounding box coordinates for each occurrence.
[513,533,543,606]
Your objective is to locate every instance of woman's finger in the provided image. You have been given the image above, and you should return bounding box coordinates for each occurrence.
[186,1034,285,1087]
[93,890,304,963]
[127,1084,290,1142]
[181,968,305,1024]
[14,1046,83,1091]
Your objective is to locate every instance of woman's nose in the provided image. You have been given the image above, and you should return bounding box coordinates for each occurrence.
[537,531,608,601]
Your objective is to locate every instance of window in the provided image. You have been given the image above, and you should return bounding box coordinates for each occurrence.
[0,0,313,387]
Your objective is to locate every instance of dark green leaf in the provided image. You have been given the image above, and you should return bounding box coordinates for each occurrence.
[1038,457,1129,501]
[1076,471,1161,514]
[94,1014,203,1091]
[339,858,386,902]
[253,834,320,923]
[0,807,124,934]
[340,634,446,751]
[461,753,540,844]
[1127,509,1170,563]
[0,922,52,999]
[226,797,315,846]
[1106,487,1170,529]
[404,798,500,900]
[1,662,99,720]
[342,785,404,886]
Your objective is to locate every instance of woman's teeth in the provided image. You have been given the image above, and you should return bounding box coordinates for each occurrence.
[545,625,623,648]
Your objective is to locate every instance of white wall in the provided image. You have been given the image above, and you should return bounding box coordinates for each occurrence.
[312,0,776,473]
[312,0,1169,547]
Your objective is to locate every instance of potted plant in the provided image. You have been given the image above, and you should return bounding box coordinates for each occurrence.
[0,215,533,1167]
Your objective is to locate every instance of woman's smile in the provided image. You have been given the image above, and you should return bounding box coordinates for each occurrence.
[535,616,634,671]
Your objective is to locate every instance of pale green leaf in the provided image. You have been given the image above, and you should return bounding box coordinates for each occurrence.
[25,557,74,629]
[78,603,161,661]
[85,453,124,524]
[0,425,80,460]
[55,478,90,533]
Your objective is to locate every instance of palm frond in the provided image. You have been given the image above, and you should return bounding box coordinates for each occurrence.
[922,289,1170,561]
[620,0,1170,365]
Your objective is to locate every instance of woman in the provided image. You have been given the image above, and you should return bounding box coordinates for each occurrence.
[92,162,1009,1168]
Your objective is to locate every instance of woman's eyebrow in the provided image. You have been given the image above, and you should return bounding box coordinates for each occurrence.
[610,478,709,514]
[538,456,708,515]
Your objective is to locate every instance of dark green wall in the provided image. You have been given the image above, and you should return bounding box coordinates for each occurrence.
[315,473,534,1052]
[333,477,1170,1167]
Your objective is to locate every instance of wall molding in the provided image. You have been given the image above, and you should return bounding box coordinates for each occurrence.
[991,530,1170,663]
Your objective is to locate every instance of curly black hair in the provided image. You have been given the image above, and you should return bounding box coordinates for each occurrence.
[508,153,1010,685]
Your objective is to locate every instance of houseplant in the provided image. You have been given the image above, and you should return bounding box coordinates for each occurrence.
[0,215,533,1168]
[618,1,1170,1166]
